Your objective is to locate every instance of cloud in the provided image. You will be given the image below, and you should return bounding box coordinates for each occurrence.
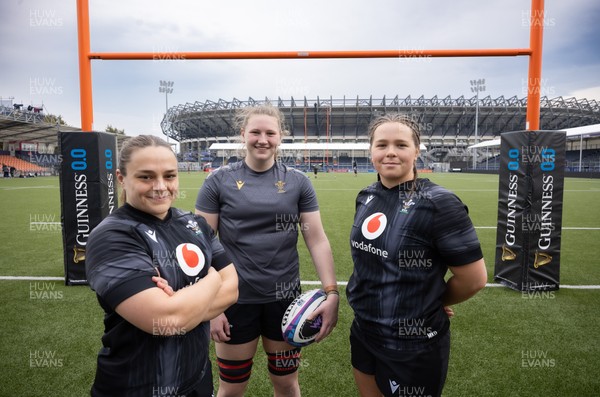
[568,86,600,102]
[1,0,598,137]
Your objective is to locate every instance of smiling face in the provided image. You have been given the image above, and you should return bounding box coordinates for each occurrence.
[241,114,282,171]
[117,145,178,219]
[370,121,420,188]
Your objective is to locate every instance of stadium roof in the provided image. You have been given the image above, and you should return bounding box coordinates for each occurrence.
[467,123,600,149]
[163,95,600,143]
[0,105,82,145]
[0,105,129,149]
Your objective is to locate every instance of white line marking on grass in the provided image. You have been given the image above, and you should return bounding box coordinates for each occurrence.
[484,283,600,289]
[301,281,348,287]
[301,281,600,289]
[474,226,600,230]
[0,276,64,281]
[302,280,600,289]
[0,185,57,190]
[451,189,498,192]
[555,285,600,289]
[2,278,599,289]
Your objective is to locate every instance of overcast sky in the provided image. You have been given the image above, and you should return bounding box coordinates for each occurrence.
[1,0,599,140]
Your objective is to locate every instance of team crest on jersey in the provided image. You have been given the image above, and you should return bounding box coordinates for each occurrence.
[236,180,245,190]
[186,220,202,235]
[400,198,416,214]
[275,180,286,193]
[361,212,387,240]
[175,243,206,276]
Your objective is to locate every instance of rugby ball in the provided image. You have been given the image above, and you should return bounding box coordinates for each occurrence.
[281,289,326,347]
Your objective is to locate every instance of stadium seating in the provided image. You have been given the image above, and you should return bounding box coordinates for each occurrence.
[0,155,48,176]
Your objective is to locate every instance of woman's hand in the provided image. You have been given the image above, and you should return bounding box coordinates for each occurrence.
[444,306,454,318]
[152,275,174,296]
[210,313,232,343]
[310,292,339,343]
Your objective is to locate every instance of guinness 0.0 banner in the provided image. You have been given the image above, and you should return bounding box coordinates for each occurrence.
[494,130,565,291]
[59,132,117,285]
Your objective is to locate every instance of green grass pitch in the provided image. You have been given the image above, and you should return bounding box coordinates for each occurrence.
[0,172,598,396]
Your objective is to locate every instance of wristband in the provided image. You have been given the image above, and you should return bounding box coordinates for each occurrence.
[326,290,340,297]
[324,285,338,294]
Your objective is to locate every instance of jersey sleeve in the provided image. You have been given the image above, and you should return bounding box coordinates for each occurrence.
[431,190,483,266]
[195,170,221,214]
[194,215,232,271]
[354,185,374,211]
[194,214,232,271]
[86,221,157,310]
[210,234,232,271]
[297,171,320,213]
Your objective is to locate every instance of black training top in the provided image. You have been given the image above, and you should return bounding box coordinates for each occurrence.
[347,179,483,350]
[86,203,231,396]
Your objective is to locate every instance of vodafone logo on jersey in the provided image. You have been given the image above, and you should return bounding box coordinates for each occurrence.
[175,243,206,276]
[361,212,387,240]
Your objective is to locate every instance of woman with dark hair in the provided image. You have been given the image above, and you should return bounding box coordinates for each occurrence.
[86,135,238,397]
[347,114,487,397]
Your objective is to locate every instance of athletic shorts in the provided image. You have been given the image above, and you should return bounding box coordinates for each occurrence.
[224,300,295,345]
[186,364,214,397]
[91,359,213,397]
[350,322,450,397]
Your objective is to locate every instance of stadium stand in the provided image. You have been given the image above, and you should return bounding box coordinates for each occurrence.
[1,99,128,175]
[1,95,599,175]
[0,155,48,176]
[0,100,81,147]
[166,95,600,173]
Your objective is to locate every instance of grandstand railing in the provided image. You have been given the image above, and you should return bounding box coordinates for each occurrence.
[0,105,46,124]
[169,94,600,143]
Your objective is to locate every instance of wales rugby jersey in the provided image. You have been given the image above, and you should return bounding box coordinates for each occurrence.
[196,161,319,303]
[347,179,483,350]
[86,203,231,397]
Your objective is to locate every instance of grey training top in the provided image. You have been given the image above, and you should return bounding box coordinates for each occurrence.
[196,161,319,303]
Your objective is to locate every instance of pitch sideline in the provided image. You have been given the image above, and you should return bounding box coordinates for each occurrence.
[1,276,599,289]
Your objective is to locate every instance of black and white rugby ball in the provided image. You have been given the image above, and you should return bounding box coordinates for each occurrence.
[281,289,326,347]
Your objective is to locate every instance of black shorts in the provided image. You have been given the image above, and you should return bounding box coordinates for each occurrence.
[224,300,295,345]
[350,323,450,397]
[186,363,214,397]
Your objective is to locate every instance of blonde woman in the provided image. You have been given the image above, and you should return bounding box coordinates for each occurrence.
[196,104,339,397]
